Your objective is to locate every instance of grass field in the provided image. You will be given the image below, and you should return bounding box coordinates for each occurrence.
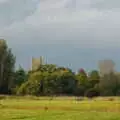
[1,96,120,120]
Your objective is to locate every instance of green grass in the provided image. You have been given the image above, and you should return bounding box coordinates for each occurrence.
[1,96,120,120]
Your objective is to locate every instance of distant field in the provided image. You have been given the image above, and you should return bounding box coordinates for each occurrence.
[1,96,120,120]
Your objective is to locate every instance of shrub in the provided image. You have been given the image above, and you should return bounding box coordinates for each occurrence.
[85,88,100,98]
[16,82,28,95]
[101,90,114,96]
[17,80,40,96]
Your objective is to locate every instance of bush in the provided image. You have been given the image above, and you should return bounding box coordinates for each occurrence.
[17,80,40,96]
[11,86,20,95]
[85,88,100,98]
[74,85,86,96]
[101,90,114,96]
[16,82,28,95]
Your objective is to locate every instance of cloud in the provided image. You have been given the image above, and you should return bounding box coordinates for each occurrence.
[1,0,120,48]
[40,0,120,10]
[0,0,39,28]
[91,0,120,10]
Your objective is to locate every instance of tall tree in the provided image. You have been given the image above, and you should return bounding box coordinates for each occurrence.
[88,70,100,88]
[14,65,28,87]
[0,39,15,94]
[75,69,89,96]
[76,68,88,86]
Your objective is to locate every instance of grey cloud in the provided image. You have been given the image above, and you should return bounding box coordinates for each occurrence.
[2,10,120,49]
[0,0,40,28]
[65,0,120,10]
[40,0,120,11]
[0,0,8,3]
[91,0,120,10]
[1,0,120,48]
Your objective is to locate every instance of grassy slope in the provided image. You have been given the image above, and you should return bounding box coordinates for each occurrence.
[0,97,120,120]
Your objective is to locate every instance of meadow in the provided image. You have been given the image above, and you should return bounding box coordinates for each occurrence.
[1,96,120,120]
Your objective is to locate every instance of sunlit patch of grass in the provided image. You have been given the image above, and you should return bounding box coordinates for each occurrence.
[1,97,120,120]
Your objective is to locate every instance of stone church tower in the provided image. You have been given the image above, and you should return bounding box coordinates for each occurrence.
[98,60,115,76]
[31,56,44,71]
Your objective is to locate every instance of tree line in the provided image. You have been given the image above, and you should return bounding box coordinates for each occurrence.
[1,39,120,97]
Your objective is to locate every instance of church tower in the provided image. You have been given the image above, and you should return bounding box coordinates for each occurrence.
[31,56,44,71]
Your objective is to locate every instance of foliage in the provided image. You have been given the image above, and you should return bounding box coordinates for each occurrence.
[37,64,57,73]
[17,71,43,95]
[99,72,120,96]
[0,39,15,94]
[75,69,90,96]
[15,66,120,96]
[85,88,100,98]
[14,66,28,86]
[88,70,100,88]
[17,69,76,96]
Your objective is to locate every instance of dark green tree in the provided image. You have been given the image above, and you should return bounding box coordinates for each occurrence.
[14,66,28,86]
[76,68,88,86]
[88,70,100,88]
[0,39,15,94]
[75,69,89,96]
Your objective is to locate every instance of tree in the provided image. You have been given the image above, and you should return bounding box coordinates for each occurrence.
[0,40,15,94]
[17,65,76,96]
[88,70,100,88]
[37,64,57,73]
[76,69,88,86]
[55,71,76,95]
[85,88,100,98]
[14,66,28,86]
[12,66,28,94]
[17,71,43,95]
[75,69,89,96]
[99,72,120,96]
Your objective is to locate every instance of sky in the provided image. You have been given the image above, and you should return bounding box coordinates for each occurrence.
[0,0,120,72]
